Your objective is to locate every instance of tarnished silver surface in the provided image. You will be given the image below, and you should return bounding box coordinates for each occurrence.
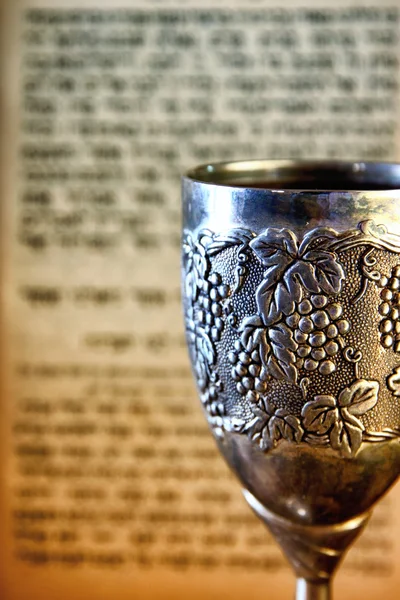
[182,160,400,600]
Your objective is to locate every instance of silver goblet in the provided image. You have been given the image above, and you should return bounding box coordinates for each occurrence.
[182,160,400,600]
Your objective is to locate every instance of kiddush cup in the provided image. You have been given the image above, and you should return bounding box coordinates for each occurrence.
[181,161,400,600]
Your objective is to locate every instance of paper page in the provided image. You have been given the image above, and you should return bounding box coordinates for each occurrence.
[1,1,399,598]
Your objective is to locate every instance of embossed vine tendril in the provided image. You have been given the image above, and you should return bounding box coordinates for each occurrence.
[343,346,363,379]
[234,244,252,293]
[352,248,382,305]
[207,228,255,292]
[300,377,310,400]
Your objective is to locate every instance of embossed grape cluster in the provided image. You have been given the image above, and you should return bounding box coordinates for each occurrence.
[378,265,400,352]
[285,294,350,375]
[200,373,225,416]
[197,272,229,342]
[228,341,269,404]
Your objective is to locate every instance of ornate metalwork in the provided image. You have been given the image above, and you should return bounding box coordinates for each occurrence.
[182,160,400,600]
[183,220,400,457]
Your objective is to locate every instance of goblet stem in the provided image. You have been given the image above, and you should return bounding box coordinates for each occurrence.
[244,490,370,600]
[296,578,330,600]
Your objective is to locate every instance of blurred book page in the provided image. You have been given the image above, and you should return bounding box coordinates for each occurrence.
[1,0,399,599]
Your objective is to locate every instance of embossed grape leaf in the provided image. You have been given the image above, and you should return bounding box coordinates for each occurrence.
[250,230,298,323]
[255,258,333,324]
[340,407,364,431]
[255,266,303,324]
[298,227,343,254]
[186,318,204,373]
[207,228,255,255]
[184,239,210,302]
[251,406,270,420]
[329,419,363,458]
[283,414,305,443]
[338,379,379,415]
[301,395,339,434]
[285,261,321,294]
[269,323,297,352]
[247,398,275,450]
[239,315,268,354]
[196,328,216,365]
[186,318,196,342]
[268,323,297,363]
[185,270,197,302]
[259,397,275,416]
[242,415,267,447]
[259,427,272,450]
[250,228,298,264]
[268,410,304,446]
[302,250,345,295]
[243,399,274,447]
[254,284,282,325]
[266,323,298,383]
[182,237,192,257]
[388,367,400,397]
[255,253,344,324]
[240,315,263,343]
[193,250,208,281]
[193,352,208,387]
[244,401,304,450]
[250,229,345,325]
[267,355,297,384]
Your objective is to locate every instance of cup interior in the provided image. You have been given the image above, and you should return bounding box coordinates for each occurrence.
[186,160,400,191]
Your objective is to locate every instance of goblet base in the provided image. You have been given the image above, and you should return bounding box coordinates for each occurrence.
[244,489,370,600]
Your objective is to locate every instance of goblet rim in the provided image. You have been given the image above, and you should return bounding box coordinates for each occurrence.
[184,158,400,193]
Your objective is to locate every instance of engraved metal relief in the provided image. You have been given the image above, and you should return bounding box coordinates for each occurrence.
[183,220,400,457]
